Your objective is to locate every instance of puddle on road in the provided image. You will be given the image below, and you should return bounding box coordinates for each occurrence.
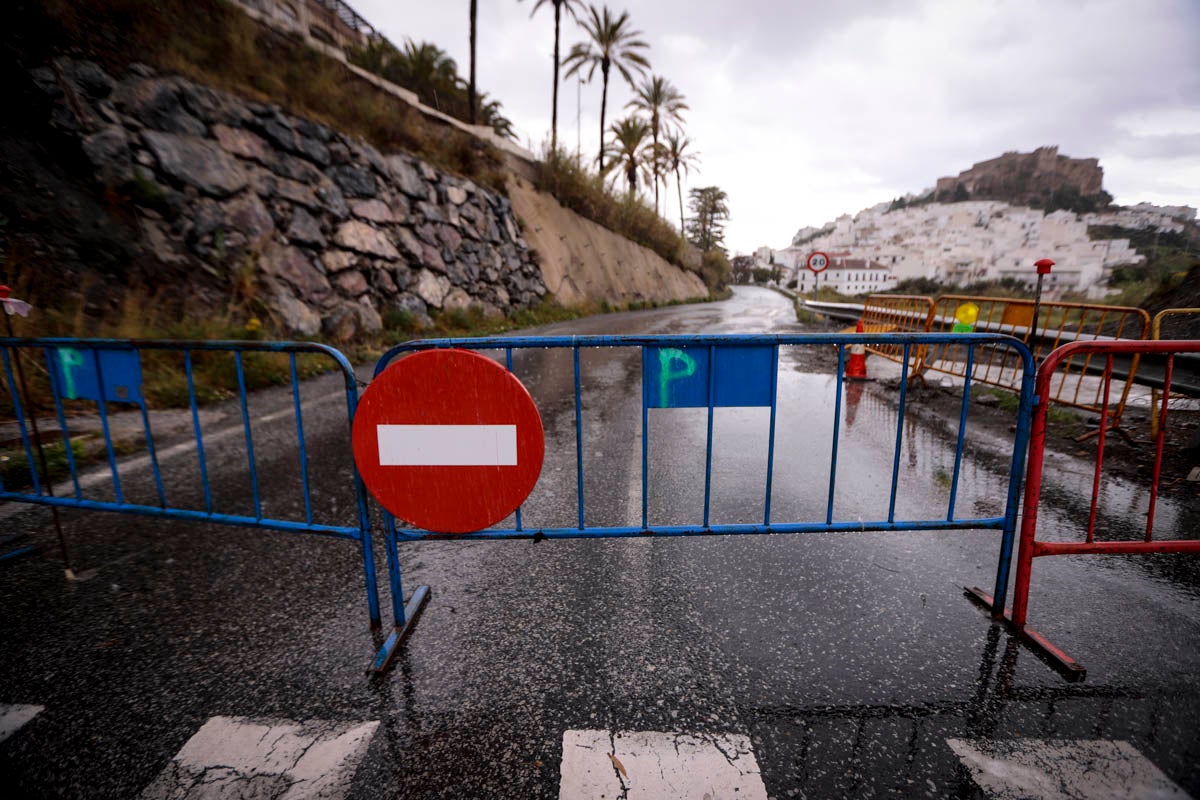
[639,367,1021,532]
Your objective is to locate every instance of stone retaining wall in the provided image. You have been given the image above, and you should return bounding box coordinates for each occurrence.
[37,58,546,339]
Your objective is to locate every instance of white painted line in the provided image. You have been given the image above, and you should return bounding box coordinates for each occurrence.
[948,738,1192,800]
[559,729,768,800]
[140,716,378,800]
[377,424,517,466]
[0,704,43,744]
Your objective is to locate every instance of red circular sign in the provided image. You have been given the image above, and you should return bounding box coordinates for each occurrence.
[807,251,830,273]
[352,349,545,533]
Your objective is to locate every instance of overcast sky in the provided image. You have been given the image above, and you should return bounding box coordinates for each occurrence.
[351,0,1200,254]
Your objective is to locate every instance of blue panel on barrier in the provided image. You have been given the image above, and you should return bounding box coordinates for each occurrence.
[644,345,774,408]
[54,347,143,404]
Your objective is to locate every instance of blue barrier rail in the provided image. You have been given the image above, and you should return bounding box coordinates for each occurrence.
[0,337,381,629]
[369,333,1036,672]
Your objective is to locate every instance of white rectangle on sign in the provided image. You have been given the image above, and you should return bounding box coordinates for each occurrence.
[377,424,517,466]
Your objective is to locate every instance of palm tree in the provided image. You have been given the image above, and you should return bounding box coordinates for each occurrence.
[645,141,670,214]
[664,131,699,232]
[391,41,460,111]
[562,5,650,173]
[626,76,686,213]
[522,0,586,154]
[479,93,517,140]
[602,117,650,198]
[468,0,478,124]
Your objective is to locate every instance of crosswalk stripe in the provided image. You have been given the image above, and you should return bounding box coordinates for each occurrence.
[948,738,1193,800]
[140,716,379,800]
[559,729,768,800]
[0,704,44,744]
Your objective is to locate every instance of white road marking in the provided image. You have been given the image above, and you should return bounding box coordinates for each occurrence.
[559,729,768,800]
[0,704,43,743]
[948,738,1193,800]
[377,424,517,466]
[140,716,378,800]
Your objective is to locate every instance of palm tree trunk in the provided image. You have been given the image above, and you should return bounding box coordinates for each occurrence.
[598,64,609,172]
[676,166,685,232]
[468,0,478,124]
[652,124,659,214]
[551,3,561,154]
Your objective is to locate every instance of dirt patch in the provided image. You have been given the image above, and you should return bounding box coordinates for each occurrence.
[875,371,1200,506]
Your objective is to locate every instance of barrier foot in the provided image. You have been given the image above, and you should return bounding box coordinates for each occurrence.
[368,585,431,677]
[0,545,37,564]
[0,533,36,564]
[1074,423,1133,445]
[964,587,1087,682]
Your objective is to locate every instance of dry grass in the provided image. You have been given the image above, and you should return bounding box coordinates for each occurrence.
[0,269,328,420]
[531,147,692,275]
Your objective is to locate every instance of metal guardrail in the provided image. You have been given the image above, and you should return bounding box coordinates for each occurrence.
[0,337,382,630]
[366,333,1037,671]
[309,0,376,39]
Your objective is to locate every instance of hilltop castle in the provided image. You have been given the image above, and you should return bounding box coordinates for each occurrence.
[934,146,1107,209]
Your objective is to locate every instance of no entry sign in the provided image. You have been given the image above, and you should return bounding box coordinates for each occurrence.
[352,349,545,533]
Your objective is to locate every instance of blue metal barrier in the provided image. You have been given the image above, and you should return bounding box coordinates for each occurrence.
[0,337,381,629]
[369,333,1036,672]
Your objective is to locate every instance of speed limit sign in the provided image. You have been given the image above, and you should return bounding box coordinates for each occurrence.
[807,251,830,273]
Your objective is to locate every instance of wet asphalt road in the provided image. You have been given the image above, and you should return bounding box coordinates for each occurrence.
[2,286,1199,798]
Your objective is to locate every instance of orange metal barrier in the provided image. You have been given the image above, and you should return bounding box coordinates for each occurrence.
[861,295,935,374]
[1150,309,1200,437]
[922,296,1149,429]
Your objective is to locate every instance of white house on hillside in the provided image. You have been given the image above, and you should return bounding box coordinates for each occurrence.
[771,247,895,294]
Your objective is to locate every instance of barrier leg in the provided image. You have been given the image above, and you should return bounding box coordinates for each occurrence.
[369,517,430,676]
[359,529,382,631]
[966,386,1086,681]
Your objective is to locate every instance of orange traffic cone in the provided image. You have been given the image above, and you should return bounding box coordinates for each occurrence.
[845,320,868,380]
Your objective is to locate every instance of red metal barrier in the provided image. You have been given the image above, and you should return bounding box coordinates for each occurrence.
[1004,339,1200,678]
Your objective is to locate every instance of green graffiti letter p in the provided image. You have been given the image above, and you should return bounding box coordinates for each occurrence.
[57,347,84,400]
[658,348,697,407]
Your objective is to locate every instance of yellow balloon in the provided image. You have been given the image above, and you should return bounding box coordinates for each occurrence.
[955,302,979,326]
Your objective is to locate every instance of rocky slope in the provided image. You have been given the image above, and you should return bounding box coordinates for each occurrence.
[4,55,709,339]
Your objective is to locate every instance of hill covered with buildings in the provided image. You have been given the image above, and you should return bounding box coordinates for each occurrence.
[767,148,1196,299]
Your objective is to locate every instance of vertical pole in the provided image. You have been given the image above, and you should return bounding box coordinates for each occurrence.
[2,312,73,577]
[468,0,478,125]
[1029,259,1054,347]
